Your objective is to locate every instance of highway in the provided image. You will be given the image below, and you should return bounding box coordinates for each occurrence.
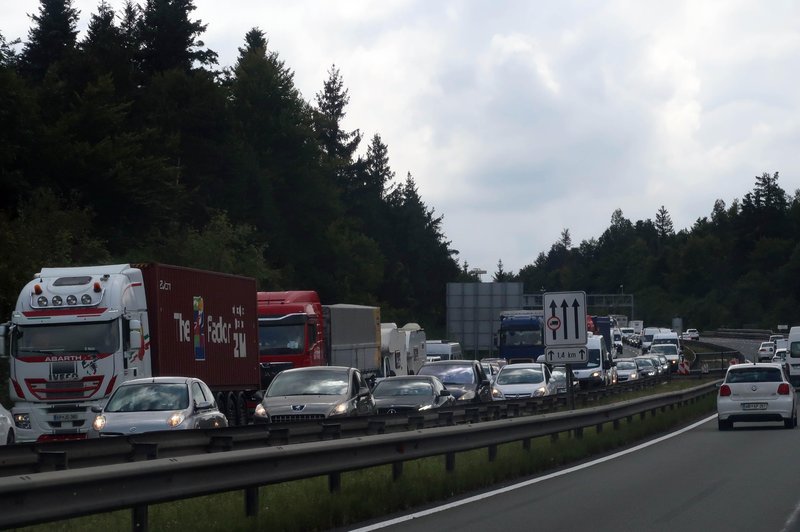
[354,414,800,532]
[350,335,793,532]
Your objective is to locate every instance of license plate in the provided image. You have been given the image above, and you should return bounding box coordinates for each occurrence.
[53,413,80,422]
[742,403,768,411]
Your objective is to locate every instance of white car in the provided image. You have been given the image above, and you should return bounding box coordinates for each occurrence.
[491,363,555,400]
[757,342,775,362]
[717,363,797,430]
[681,329,700,341]
[0,404,15,445]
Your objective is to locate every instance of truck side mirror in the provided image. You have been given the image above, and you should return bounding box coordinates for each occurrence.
[0,323,7,357]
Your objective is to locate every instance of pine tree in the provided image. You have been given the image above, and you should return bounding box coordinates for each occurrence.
[19,0,79,81]
[655,205,674,239]
[138,0,217,77]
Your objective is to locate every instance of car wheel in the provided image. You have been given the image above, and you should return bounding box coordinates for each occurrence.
[718,418,732,431]
[785,415,795,429]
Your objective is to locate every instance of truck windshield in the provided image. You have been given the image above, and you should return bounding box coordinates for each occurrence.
[14,321,120,357]
[499,329,542,346]
[571,348,601,369]
[258,319,306,355]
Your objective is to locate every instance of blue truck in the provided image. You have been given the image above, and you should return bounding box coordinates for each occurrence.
[494,311,545,362]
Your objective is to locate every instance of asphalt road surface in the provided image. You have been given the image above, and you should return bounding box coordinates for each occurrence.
[353,415,800,532]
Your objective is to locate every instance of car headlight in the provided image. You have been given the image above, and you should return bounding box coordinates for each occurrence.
[167,412,185,428]
[533,386,547,397]
[458,391,476,401]
[418,404,433,411]
[330,402,349,416]
[14,413,31,430]
[591,371,601,378]
[92,415,106,431]
[491,387,504,399]
[254,403,267,417]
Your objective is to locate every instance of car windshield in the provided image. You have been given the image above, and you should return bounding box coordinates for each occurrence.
[637,358,654,368]
[258,318,306,355]
[650,345,677,355]
[726,368,783,383]
[418,364,476,385]
[571,348,601,369]
[495,368,544,385]
[617,361,636,370]
[373,380,434,397]
[267,369,349,396]
[105,383,189,412]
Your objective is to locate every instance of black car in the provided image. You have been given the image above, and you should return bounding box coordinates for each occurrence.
[417,360,492,403]
[372,376,454,414]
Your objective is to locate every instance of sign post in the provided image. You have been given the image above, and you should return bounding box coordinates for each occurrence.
[543,291,588,410]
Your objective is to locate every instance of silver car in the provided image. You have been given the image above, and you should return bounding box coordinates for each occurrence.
[491,363,556,400]
[89,376,227,437]
[253,366,375,423]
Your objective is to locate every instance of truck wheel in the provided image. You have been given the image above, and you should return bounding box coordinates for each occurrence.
[236,392,248,425]
[216,392,228,421]
[225,392,238,426]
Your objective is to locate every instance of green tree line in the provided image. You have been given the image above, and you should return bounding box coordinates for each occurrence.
[0,0,467,328]
[502,172,800,331]
[2,2,795,334]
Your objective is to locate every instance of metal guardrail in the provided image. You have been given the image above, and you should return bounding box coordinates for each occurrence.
[0,380,719,530]
[0,375,672,478]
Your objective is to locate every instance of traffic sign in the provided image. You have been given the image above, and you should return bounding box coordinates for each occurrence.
[543,291,587,346]
[545,346,588,364]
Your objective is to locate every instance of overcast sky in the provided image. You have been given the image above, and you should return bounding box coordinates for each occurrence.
[3,1,799,275]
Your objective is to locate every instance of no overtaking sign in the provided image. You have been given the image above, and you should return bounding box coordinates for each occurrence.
[543,291,588,364]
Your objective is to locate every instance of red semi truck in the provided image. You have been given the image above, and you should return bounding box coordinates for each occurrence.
[256,291,381,386]
[0,263,260,442]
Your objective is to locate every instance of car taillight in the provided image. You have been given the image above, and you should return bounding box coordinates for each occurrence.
[719,384,731,397]
[778,383,791,395]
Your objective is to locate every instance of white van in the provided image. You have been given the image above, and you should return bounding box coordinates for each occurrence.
[641,327,661,353]
[652,331,681,355]
[425,340,462,361]
[571,334,617,389]
[786,327,800,386]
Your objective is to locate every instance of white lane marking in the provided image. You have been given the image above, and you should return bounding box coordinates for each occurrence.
[350,414,718,531]
[781,499,800,532]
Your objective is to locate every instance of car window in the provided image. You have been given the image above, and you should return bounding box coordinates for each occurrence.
[418,364,477,385]
[726,368,783,383]
[199,381,216,407]
[373,380,434,397]
[617,361,636,370]
[106,383,190,412]
[191,381,206,403]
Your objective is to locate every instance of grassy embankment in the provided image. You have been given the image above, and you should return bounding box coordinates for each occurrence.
[16,378,718,532]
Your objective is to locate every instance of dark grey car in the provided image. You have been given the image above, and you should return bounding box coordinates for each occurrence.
[417,360,492,403]
[372,375,454,414]
[253,366,375,423]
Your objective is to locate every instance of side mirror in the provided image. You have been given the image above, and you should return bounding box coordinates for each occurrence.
[195,400,212,411]
[129,319,142,351]
[91,405,103,413]
[253,391,264,402]
[358,386,371,398]
[0,323,7,357]
[440,389,451,397]
[481,379,490,386]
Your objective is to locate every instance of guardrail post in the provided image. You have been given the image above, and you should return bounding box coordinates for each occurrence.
[465,408,480,423]
[551,432,559,443]
[437,411,454,426]
[445,452,455,472]
[208,436,234,452]
[392,461,403,481]
[487,405,501,421]
[329,472,341,492]
[132,505,147,531]
[129,443,158,462]
[507,403,520,418]
[37,451,68,472]
[488,444,497,462]
[408,415,424,429]
[368,420,386,434]
[613,419,620,430]
[268,428,289,445]
[574,427,583,439]
[245,486,258,517]
[522,438,531,451]
[321,424,342,440]
[595,423,603,434]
